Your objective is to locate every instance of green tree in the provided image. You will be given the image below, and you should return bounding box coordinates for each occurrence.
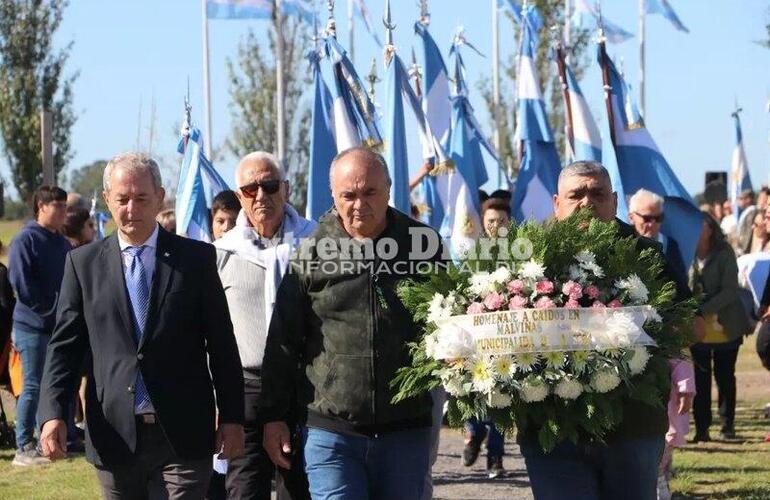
[477,0,591,175]
[68,159,107,209]
[226,17,311,213]
[0,0,78,202]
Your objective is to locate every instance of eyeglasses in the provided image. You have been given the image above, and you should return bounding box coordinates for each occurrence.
[632,212,664,224]
[238,180,283,198]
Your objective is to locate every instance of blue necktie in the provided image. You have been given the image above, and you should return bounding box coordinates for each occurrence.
[125,245,152,412]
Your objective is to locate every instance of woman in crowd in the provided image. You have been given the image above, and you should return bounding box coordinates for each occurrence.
[690,211,752,442]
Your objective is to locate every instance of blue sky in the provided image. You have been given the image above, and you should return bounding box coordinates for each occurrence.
[14,0,768,200]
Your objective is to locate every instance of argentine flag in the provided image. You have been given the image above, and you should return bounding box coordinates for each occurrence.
[572,0,633,44]
[306,47,337,221]
[730,111,752,214]
[383,52,411,214]
[598,40,702,271]
[646,0,689,33]
[176,127,214,242]
[351,0,383,47]
[512,20,561,223]
[206,0,272,19]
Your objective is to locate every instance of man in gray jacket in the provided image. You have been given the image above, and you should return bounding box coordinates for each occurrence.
[261,147,446,500]
[215,151,316,499]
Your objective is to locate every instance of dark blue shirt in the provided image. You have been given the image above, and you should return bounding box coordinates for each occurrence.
[8,220,71,334]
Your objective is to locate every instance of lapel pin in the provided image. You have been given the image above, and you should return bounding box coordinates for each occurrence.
[164,252,170,258]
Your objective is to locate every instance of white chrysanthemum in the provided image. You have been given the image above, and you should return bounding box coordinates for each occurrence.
[570,350,590,373]
[491,355,516,379]
[575,250,596,265]
[568,264,588,282]
[544,351,566,370]
[645,307,662,323]
[518,260,546,281]
[424,332,439,359]
[488,388,514,408]
[554,378,584,400]
[615,274,649,304]
[491,266,513,284]
[441,371,470,397]
[427,292,458,324]
[515,352,540,372]
[628,346,652,375]
[591,370,622,393]
[468,357,496,393]
[520,377,549,402]
[432,324,475,360]
[469,272,494,296]
[605,312,640,347]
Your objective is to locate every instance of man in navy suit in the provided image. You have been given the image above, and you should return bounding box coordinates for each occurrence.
[38,152,245,499]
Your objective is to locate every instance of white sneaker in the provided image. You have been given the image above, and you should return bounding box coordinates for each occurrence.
[656,473,671,500]
[12,442,51,467]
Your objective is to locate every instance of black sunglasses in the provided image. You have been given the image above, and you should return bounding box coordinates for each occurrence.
[239,180,283,198]
[633,212,664,224]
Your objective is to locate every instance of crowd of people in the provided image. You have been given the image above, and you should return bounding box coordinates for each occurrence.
[0,149,767,500]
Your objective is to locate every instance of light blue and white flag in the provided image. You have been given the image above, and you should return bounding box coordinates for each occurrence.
[730,110,752,215]
[281,0,314,24]
[324,36,383,151]
[306,47,337,221]
[206,0,273,19]
[497,0,544,35]
[598,39,702,271]
[351,0,383,46]
[89,195,111,241]
[512,21,561,223]
[176,127,213,242]
[572,0,633,44]
[415,21,451,146]
[384,52,411,214]
[563,62,602,162]
[646,0,689,33]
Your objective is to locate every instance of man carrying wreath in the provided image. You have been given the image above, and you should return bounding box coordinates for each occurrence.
[518,161,703,500]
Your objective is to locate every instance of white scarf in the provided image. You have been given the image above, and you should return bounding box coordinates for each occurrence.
[214,204,317,326]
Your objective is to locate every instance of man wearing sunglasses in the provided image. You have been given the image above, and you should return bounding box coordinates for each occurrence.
[629,188,686,285]
[214,151,316,499]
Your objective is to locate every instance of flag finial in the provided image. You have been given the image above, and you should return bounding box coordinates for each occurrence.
[325,0,336,38]
[418,0,430,26]
[383,0,396,65]
[366,57,380,101]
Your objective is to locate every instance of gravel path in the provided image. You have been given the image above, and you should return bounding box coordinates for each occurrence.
[432,427,533,499]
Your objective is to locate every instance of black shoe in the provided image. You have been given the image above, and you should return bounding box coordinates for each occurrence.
[462,434,485,467]
[487,455,504,479]
[690,432,711,443]
[719,429,736,440]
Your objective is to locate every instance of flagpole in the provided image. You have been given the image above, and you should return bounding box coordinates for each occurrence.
[564,0,571,64]
[348,0,355,66]
[554,40,575,162]
[201,0,213,159]
[598,36,617,148]
[492,0,502,181]
[275,0,287,165]
[639,0,646,119]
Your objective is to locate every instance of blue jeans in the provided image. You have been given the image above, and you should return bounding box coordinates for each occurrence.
[12,329,50,450]
[465,418,504,458]
[303,426,431,500]
[521,436,665,500]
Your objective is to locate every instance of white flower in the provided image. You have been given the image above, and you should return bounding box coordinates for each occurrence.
[488,388,514,408]
[431,324,475,360]
[518,260,547,281]
[424,332,439,359]
[568,264,588,282]
[515,352,540,372]
[440,369,470,397]
[645,307,662,323]
[605,312,641,348]
[491,266,513,284]
[570,350,590,374]
[554,378,584,400]
[491,355,516,379]
[427,292,458,324]
[591,370,622,393]
[544,351,566,370]
[469,272,495,296]
[615,274,649,304]
[575,251,605,278]
[520,377,549,402]
[628,346,651,375]
[468,357,496,394]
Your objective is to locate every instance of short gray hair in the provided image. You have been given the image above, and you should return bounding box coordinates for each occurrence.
[235,151,286,186]
[329,146,392,188]
[628,188,664,212]
[103,152,163,192]
[558,160,611,191]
